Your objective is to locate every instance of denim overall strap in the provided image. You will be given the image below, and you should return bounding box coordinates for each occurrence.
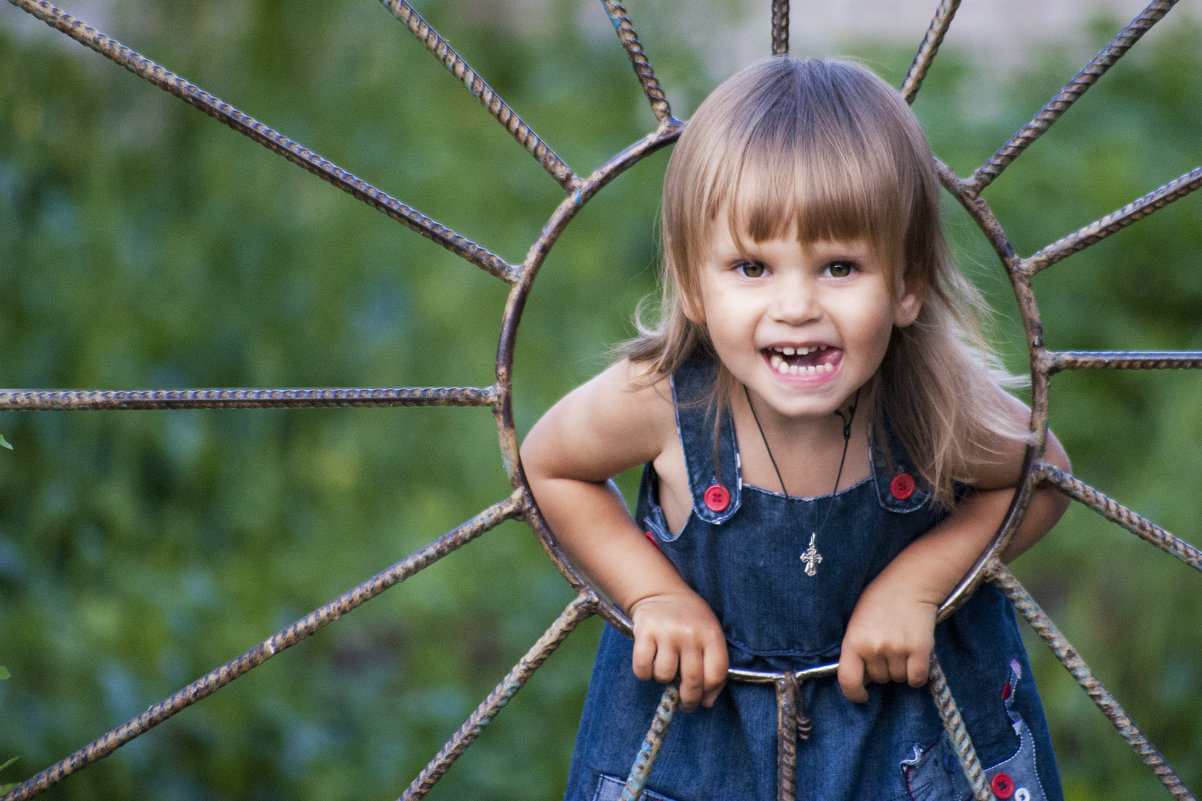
[869,416,934,514]
[670,357,741,524]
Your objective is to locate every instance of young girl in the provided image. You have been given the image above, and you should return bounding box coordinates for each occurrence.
[522,56,1070,801]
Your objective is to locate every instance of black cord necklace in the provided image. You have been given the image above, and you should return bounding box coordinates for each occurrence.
[742,385,859,577]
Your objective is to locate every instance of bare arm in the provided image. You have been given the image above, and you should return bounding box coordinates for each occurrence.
[520,360,729,710]
[837,391,1071,702]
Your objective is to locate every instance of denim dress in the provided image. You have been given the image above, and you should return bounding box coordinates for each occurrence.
[564,358,1062,801]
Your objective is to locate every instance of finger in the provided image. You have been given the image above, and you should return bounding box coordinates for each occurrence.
[700,639,729,708]
[907,650,932,689]
[864,654,892,686]
[652,642,681,685]
[631,633,656,682]
[886,652,910,685]
[676,645,704,712]
[837,654,869,704]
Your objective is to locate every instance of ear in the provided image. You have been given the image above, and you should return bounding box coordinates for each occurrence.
[893,278,925,328]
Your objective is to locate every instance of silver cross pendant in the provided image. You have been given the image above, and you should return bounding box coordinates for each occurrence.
[800,532,822,577]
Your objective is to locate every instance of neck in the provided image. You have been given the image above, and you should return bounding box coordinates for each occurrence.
[740,386,861,499]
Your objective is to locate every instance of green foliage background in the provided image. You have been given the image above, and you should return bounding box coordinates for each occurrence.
[0,2,1199,799]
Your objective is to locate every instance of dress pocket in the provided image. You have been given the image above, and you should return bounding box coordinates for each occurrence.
[591,773,681,801]
[900,659,1050,801]
[897,733,972,801]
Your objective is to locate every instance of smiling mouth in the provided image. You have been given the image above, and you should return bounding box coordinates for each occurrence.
[765,345,840,376]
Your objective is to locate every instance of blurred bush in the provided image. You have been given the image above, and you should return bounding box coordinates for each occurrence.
[0,2,1198,799]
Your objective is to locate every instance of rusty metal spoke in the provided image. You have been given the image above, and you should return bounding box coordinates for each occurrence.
[1022,165,1202,275]
[773,673,801,801]
[967,0,1179,195]
[401,594,598,801]
[1042,350,1202,374]
[990,566,1196,801]
[0,385,500,412]
[929,657,991,801]
[900,0,962,104]
[619,684,680,801]
[771,0,789,55]
[0,493,527,801]
[6,0,518,283]
[600,0,674,125]
[377,0,578,192]
[1038,464,1202,573]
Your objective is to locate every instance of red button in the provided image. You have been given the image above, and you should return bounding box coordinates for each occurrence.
[990,772,1015,799]
[703,484,730,512]
[643,530,662,551]
[890,472,915,500]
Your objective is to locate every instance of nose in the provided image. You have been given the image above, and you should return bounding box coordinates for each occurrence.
[771,273,820,325]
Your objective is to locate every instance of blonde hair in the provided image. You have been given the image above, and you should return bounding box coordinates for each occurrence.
[625,56,1030,509]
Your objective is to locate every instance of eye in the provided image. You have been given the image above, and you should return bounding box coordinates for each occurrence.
[734,260,766,278]
[824,260,858,279]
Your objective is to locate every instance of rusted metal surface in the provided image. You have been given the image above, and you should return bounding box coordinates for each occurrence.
[0,386,500,411]
[601,0,675,125]
[1038,463,1202,572]
[900,0,962,104]
[402,594,598,800]
[1,492,527,801]
[2,0,1200,798]
[377,0,579,192]
[1024,165,1202,274]
[991,566,1197,801]
[771,0,788,55]
[503,122,683,625]
[967,0,1180,194]
[929,657,991,801]
[1042,350,1202,374]
[773,673,803,801]
[619,685,680,801]
[4,0,518,283]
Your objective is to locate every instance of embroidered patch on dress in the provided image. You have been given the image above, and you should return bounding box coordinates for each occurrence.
[900,660,1049,801]
[980,661,1048,801]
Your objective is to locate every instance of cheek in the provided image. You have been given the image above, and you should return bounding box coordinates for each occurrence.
[851,303,899,359]
[687,276,725,325]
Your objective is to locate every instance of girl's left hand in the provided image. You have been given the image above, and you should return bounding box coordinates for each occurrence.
[836,391,1073,704]
[836,578,938,703]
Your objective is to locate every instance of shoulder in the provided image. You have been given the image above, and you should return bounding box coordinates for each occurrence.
[520,358,678,483]
[576,357,677,433]
[958,385,1070,490]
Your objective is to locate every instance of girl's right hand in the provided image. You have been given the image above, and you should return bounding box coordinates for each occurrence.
[629,590,729,712]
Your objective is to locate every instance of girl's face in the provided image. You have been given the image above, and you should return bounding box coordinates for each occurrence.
[687,210,922,425]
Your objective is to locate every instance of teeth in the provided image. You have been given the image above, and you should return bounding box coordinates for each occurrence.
[768,352,835,376]
[776,345,826,357]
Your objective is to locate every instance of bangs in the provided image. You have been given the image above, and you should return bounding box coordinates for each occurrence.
[719,135,902,263]
[667,58,939,285]
[720,83,924,274]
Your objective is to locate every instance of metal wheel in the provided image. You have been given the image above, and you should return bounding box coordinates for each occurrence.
[0,2,1198,799]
